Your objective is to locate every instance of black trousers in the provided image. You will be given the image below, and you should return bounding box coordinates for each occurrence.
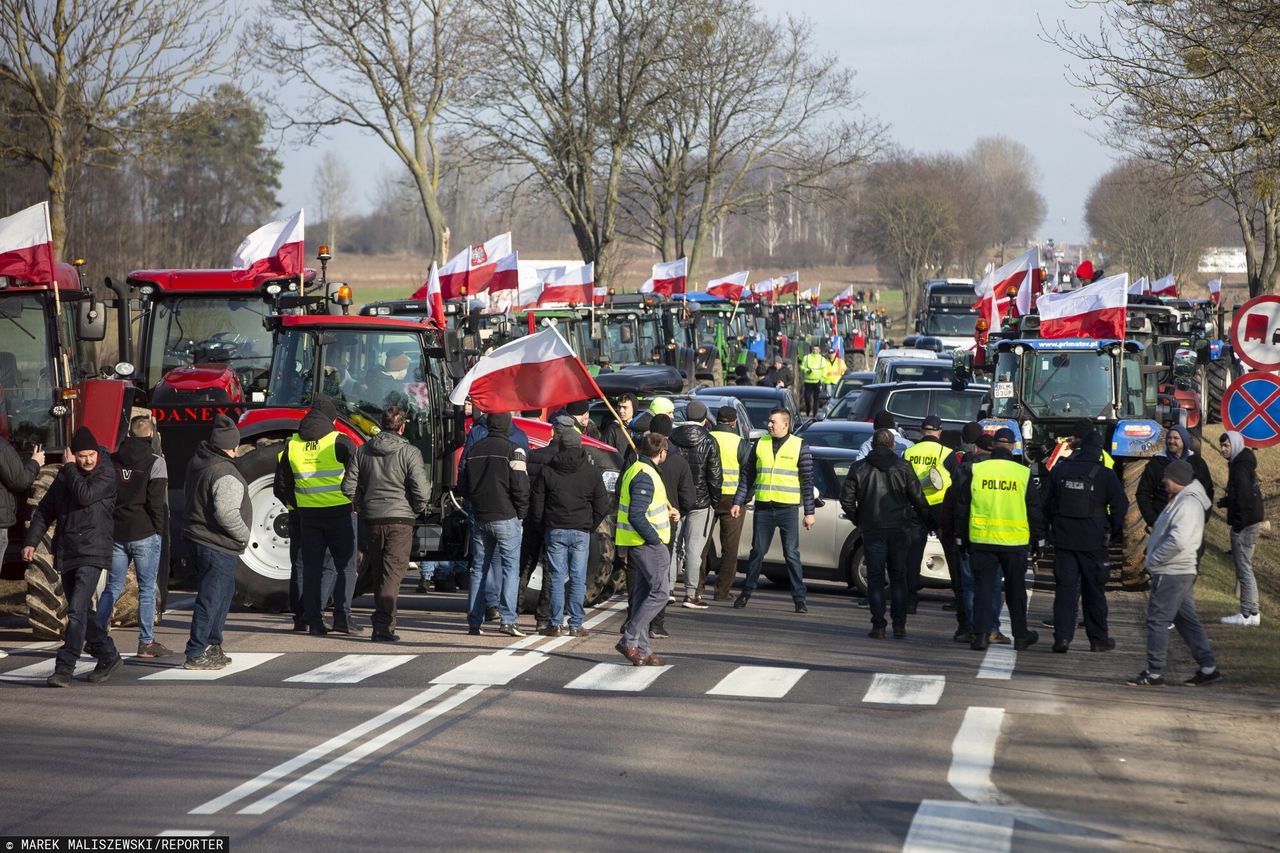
[1052,548,1110,644]
[971,548,1029,641]
[803,382,821,415]
[941,537,968,628]
[905,522,927,609]
[300,512,357,630]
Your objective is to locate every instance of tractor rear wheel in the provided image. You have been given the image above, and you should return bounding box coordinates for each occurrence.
[1205,359,1230,424]
[22,464,67,639]
[233,442,291,611]
[1120,460,1150,590]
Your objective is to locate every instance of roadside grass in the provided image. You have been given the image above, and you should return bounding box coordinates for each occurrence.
[1194,427,1280,688]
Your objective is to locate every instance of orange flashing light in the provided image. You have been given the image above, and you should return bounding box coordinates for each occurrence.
[335,284,353,303]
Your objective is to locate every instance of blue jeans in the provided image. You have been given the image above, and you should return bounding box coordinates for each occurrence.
[741,505,807,601]
[56,566,118,673]
[862,529,908,629]
[100,534,162,643]
[960,552,1004,634]
[184,542,237,660]
[468,517,522,627]
[545,528,590,629]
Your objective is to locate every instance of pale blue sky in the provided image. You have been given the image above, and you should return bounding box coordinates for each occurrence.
[276,0,1110,245]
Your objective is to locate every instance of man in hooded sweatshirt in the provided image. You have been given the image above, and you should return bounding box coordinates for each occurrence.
[669,400,722,609]
[1043,430,1128,653]
[1217,430,1264,626]
[463,411,529,637]
[1129,460,1220,687]
[279,398,361,636]
[26,426,119,687]
[342,405,430,642]
[1136,424,1213,531]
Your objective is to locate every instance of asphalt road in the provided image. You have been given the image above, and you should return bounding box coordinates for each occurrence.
[0,578,1274,852]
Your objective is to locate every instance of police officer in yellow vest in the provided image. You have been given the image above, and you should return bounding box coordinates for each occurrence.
[955,428,1045,652]
[277,396,361,636]
[706,406,750,600]
[902,415,951,612]
[801,343,826,417]
[617,433,677,667]
[731,407,816,612]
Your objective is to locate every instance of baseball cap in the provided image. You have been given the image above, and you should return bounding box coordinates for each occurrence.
[993,427,1017,444]
[921,415,943,430]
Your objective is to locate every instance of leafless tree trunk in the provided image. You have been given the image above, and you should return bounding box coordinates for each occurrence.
[314,151,353,251]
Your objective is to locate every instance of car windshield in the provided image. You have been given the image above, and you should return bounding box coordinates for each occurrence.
[0,293,58,447]
[835,375,870,397]
[888,363,951,383]
[799,426,872,450]
[922,313,976,336]
[828,391,868,420]
[146,296,272,390]
[737,397,780,428]
[1022,349,1115,418]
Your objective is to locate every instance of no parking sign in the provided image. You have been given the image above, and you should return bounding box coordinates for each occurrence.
[1222,372,1280,448]
[1230,294,1280,371]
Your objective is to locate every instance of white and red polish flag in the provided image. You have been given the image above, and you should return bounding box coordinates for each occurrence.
[973,263,1007,327]
[463,232,513,294]
[593,285,608,306]
[489,250,519,292]
[448,325,599,413]
[1127,276,1149,297]
[1037,272,1128,340]
[0,202,55,283]
[1151,274,1177,298]
[646,257,687,296]
[706,270,749,301]
[776,271,800,296]
[422,261,446,327]
[1207,277,1222,306]
[436,245,472,299]
[832,285,855,307]
[537,262,594,306]
[751,278,775,302]
[232,208,304,278]
[995,247,1039,316]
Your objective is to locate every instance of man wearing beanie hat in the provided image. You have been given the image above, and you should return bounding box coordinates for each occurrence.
[1043,428,1127,653]
[26,427,120,687]
[851,411,912,463]
[1217,430,1264,626]
[1130,459,1219,687]
[179,414,250,670]
[555,398,601,441]
[361,352,412,408]
[1137,424,1213,533]
[669,400,722,609]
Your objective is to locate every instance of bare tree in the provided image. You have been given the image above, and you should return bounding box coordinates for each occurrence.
[1051,1,1280,296]
[314,151,353,251]
[260,0,489,264]
[0,0,238,255]
[968,136,1046,263]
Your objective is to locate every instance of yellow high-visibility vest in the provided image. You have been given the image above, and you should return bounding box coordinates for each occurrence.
[904,439,953,506]
[825,356,844,384]
[755,435,803,504]
[616,460,671,546]
[711,430,742,496]
[287,432,350,509]
[968,458,1030,546]
[802,352,827,383]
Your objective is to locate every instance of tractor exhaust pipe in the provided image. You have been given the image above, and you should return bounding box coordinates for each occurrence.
[103,276,133,372]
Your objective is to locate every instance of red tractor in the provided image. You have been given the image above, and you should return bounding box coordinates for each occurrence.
[0,262,136,638]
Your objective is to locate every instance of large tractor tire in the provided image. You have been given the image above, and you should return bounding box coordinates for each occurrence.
[233,442,291,611]
[1205,359,1230,424]
[1119,460,1150,590]
[585,523,619,606]
[22,464,66,639]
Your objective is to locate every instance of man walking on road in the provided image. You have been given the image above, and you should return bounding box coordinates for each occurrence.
[669,401,722,610]
[645,413,693,638]
[841,429,933,638]
[1043,430,1127,653]
[800,343,825,417]
[617,433,675,667]
[956,428,1043,652]
[1129,460,1220,687]
[1217,431,1264,626]
[102,416,172,658]
[25,427,119,687]
[180,415,250,671]
[342,405,430,643]
[463,411,530,637]
[732,407,815,613]
[705,406,748,601]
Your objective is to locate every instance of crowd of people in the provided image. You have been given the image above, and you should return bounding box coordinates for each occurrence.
[13,387,1265,689]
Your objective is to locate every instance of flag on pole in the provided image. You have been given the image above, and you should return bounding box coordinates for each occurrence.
[706,270,748,301]
[593,285,608,306]
[489,251,519,292]
[448,325,599,412]
[776,271,800,297]
[1037,273,1128,340]
[1207,278,1222,306]
[420,262,445,328]
[1151,274,1177,298]
[1127,276,1149,297]
[436,232,513,298]
[994,247,1039,316]
[232,209,304,278]
[750,278,775,303]
[537,263,594,306]
[832,285,855,307]
[0,202,56,284]
[973,263,1009,328]
[646,257,687,296]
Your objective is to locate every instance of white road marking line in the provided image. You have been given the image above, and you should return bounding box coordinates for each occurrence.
[947,707,1009,805]
[283,654,417,684]
[157,830,215,837]
[902,799,1014,852]
[582,598,628,629]
[705,665,807,698]
[504,599,627,656]
[431,652,546,686]
[190,684,455,814]
[0,652,135,682]
[564,662,671,692]
[537,635,575,654]
[862,673,945,705]
[143,652,281,681]
[977,646,1016,680]
[0,640,60,660]
[238,685,486,815]
[494,634,541,655]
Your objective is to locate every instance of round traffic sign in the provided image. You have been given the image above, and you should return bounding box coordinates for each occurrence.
[1230,294,1280,371]
[1221,371,1280,448]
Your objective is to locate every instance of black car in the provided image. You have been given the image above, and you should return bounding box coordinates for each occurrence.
[795,420,875,451]
[693,385,801,436]
[834,370,875,400]
[872,357,955,385]
[827,381,990,446]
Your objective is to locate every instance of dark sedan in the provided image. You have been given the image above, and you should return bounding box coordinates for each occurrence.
[693,385,800,436]
[795,420,875,451]
[826,381,990,446]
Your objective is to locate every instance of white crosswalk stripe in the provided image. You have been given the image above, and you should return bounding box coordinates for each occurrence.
[431,652,546,686]
[0,655,99,682]
[284,654,417,684]
[705,665,808,698]
[564,662,671,692]
[862,673,945,705]
[142,653,282,681]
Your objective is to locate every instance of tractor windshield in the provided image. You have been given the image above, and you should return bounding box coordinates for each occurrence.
[1021,349,1115,419]
[0,294,57,447]
[603,319,640,364]
[146,297,272,391]
[638,317,662,361]
[922,313,977,336]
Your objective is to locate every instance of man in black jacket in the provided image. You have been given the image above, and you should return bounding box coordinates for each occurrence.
[341,405,430,642]
[841,429,933,638]
[101,416,171,658]
[25,427,117,687]
[464,411,530,636]
[1043,430,1128,652]
[1217,431,1264,626]
[704,406,749,601]
[1136,424,1213,530]
[182,415,251,670]
[1,430,42,597]
[530,425,610,636]
[669,401,722,609]
[602,394,637,456]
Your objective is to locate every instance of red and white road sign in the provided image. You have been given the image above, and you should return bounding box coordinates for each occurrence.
[1222,371,1280,448]
[1230,294,1280,372]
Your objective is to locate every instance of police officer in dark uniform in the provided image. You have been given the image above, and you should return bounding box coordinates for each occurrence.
[955,428,1044,652]
[1042,430,1127,652]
